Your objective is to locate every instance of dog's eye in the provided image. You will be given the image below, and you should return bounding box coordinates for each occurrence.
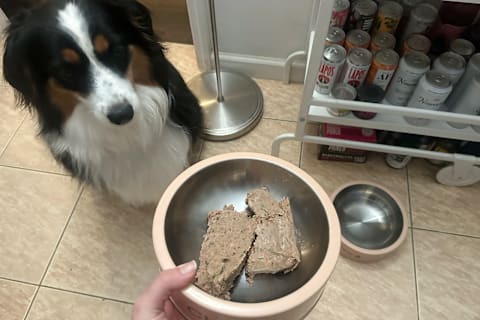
[58,69,74,82]
[111,44,128,57]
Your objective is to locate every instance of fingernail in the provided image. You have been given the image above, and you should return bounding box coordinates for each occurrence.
[179,260,197,274]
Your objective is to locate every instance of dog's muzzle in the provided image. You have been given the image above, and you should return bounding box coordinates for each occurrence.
[107,103,134,125]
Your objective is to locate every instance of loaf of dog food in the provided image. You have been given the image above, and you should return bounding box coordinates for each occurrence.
[195,205,256,300]
[245,188,301,278]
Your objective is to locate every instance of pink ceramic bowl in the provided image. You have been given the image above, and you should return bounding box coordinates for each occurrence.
[331,181,408,262]
[153,152,341,320]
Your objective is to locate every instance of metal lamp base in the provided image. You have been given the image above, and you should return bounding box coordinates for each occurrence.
[188,71,263,141]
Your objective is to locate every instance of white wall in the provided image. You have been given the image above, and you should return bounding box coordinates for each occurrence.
[187,0,318,83]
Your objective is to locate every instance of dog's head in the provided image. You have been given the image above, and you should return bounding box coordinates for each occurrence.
[3,0,171,132]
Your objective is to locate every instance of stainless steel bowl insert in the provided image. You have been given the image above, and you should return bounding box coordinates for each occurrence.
[333,184,404,250]
[163,158,331,303]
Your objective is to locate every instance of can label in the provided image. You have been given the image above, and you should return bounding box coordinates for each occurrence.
[373,2,403,35]
[407,73,453,112]
[374,15,401,34]
[367,62,397,89]
[385,56,429,106]
[316,60,343,94]
[331,8,349,28]
[341,64,371,88]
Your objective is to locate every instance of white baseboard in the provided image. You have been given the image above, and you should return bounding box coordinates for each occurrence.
[214,52,306,84]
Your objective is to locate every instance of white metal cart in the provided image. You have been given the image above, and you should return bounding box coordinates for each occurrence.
[272,0,480,186]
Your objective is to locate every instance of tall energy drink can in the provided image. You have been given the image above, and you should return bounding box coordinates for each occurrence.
[385,51,431,106]
[447,74,480,129]
[446,53,480,125]
[325,26,346,46]
[432,51,466,85]
[404,71,453,126]
[398,3,438,44]
[449,38,476,61]
[315,45,347,95]
[366,48,399,90]
[347,0,378,33]
[328,83,357,116]
[345,29,371,51]
[372,1,403,35]
[401,34,431,56]
[330,0,350,28]
[370,32,396,54]
[337,47,373,88]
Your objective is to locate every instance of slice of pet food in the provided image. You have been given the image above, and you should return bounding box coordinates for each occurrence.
[195,205,256,300]
[245,188,301,278]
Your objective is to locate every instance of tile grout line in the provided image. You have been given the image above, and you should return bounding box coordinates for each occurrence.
[406,166,421,320]
[0,276,38,287]
[39,285,133,306]
[0,113,26,158]
[22,185,85,320]
[411,226,480,239]
[22,286,41,320]
[0,163,70,176]
[262,116,297,123]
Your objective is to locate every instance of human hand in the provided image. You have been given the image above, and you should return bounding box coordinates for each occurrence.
[132,260,197,320]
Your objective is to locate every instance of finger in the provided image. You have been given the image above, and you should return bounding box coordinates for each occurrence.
[164,299,185,320]
[137,260,197,308]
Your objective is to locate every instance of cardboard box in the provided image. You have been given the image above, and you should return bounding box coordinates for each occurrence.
[318,124,376,163]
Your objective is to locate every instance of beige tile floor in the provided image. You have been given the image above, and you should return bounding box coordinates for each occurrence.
[1,42,479,320]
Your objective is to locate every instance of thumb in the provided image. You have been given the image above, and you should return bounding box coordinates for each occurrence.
[138,260,197,308]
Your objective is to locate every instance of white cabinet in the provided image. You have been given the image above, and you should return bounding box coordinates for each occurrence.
[272,0,480,186]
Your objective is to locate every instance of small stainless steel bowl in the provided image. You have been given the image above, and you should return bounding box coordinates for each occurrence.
[153,152,341,320]
[331,182,408,262]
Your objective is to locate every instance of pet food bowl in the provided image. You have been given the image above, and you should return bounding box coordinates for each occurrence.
[331,182,408,262]
[153,152,341,320]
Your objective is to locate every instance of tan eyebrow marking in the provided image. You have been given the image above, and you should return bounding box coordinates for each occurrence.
[93,34,110,54]
[61,48,80,64]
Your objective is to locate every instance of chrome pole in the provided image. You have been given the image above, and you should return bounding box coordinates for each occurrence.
[208,0,224,102]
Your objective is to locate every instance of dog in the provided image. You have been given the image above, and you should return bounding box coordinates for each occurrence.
[2,0,203,206]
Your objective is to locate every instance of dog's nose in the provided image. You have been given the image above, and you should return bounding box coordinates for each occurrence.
[107,104,134,125]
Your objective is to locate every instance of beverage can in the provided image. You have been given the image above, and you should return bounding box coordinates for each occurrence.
[315,45,347,95]
[446,53,480,114]
[325,26,346,46]
[370,32,396,53]
[372,1,403,35]
[432,51,466,85]
[347,0,378,32]
[329,83,357,116]
[345,29,371,52]
[330,0,350,28]
[353,84,385,119]
[385,134,434,169]
[399,3,438,44]
[447,74,480,128]
[401,33,431,55]
[404,71,453,126]
[338,47,373,88]
[428,139,460,166]
[449,38,476,61]
[366,49,399,90]
[385,51,431,106]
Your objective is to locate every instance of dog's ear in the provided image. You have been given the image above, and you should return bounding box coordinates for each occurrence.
[100,0,156,42]
[3,12,38,107]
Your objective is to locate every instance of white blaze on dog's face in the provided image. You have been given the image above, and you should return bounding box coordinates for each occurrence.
[56,2,166,127]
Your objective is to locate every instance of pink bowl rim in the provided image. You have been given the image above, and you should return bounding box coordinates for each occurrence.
[152,152,341,317]
[330,180,409,259]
